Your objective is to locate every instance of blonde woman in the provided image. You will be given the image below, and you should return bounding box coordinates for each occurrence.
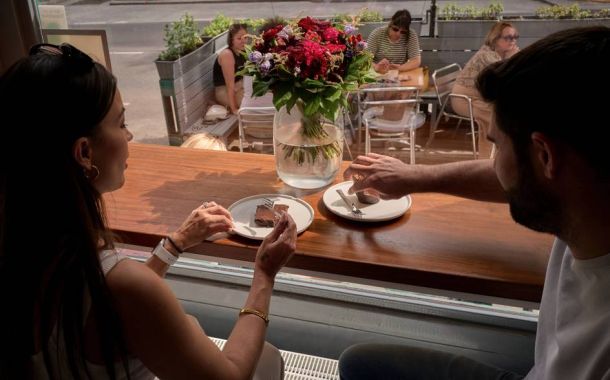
[452,22,520,157]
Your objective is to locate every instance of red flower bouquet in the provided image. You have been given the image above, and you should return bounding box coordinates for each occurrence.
[240,17,374,133]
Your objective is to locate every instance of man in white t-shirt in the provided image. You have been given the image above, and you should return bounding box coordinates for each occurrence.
[339,26,610,379]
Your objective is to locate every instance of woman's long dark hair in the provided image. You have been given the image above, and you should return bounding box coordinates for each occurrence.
[0,46,130,379]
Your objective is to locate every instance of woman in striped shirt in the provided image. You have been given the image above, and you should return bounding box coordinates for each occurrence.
[366,10,421,74]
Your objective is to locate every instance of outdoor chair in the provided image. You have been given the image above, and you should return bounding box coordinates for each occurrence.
[359,85,426,164]
[427,63,478,159]
[237,106,276,152]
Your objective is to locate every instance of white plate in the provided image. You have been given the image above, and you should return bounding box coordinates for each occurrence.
[228,194,314,240]
[322,181,411,222]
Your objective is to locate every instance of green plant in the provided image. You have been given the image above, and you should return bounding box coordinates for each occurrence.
[358,8,383,22]
[535,4,608,19]
[332,13,352,23]
[440,1,504,20]
[243,18,266,32]
[158,13,203,61]
[202,13,233,37]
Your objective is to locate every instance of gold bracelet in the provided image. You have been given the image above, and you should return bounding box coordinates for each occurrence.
[239,308,269,326]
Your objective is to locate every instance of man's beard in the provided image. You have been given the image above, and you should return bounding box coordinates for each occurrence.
[505,162,562,236]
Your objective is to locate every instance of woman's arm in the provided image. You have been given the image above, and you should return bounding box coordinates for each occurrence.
[391,31,421,71]
[219,49,239,114]
[109,213,297,380]
[146,201,233,277]
[392,55,421,72]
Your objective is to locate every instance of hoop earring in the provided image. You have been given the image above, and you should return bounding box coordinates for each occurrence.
[84,165,100,181]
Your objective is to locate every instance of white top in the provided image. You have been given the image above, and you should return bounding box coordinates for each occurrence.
[29,250,156,380]
[525,239,610,379]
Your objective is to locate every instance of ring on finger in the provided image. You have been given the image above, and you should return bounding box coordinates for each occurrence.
[202,202,209,208]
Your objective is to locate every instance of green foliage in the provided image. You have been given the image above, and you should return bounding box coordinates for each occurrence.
[358,8,383,22]
[202,13,233,37]
[158,13,203,61]
[440,1,504,20]
[535,4,609,19]
[242,18,267,32]
[332,13,352,23]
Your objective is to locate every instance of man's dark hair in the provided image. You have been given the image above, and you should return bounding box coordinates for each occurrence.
[478,26,610,179]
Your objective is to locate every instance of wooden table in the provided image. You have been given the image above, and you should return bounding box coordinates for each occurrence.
[106,144,553,303]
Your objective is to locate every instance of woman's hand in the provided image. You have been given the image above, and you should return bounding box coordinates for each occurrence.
[170,201,234,251]
[254,212,297,279]
[344,153,425,200]
[374,59,390,74]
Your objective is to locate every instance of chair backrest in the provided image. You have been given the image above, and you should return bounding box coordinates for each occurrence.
[432,63,462,106]
[42,29,112,72]
[237,106,276,139]
[359,85,421,134]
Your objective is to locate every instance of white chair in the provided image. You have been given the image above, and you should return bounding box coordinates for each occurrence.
[237,106,276,152]
[427,63,478,159]
[359,85,426,164]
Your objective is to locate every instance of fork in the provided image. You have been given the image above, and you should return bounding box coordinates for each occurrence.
[336,189,364,216]
[262,197,282,218]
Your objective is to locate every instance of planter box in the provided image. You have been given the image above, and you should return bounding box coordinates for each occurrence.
[154,30,230,145]
[437,18,610,49]
[154,30,229,80]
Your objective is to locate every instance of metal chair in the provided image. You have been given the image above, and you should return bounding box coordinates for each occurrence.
[426,63,478,159]
[359,85,425,164]
[237,106,276,152]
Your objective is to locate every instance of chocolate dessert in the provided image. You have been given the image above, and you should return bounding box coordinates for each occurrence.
[255,204,289,227]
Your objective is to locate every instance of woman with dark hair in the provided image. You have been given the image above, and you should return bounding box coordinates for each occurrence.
[366,10,421,74]
[214,23,248,114]
[0,43,295,379]
[451,21,520,158]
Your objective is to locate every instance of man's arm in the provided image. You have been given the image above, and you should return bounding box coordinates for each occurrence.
[344,154,507,203]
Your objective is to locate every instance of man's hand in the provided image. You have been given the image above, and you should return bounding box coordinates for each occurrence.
[344,153,427,200]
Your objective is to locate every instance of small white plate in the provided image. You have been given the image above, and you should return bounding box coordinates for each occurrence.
[228,194,314,240]
[322,181,411,222]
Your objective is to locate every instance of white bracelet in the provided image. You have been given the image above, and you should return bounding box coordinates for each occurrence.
[152,239,179,266]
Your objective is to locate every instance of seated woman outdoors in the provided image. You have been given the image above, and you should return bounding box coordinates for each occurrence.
[0,43,297,379]
[366,9,421,74]
[451,21,520,158]
[214,23,248,114]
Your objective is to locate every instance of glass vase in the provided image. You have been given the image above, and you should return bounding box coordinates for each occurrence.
[273,102,344,189]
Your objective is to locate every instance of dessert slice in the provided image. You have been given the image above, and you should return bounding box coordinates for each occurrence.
[255,204,289,227]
